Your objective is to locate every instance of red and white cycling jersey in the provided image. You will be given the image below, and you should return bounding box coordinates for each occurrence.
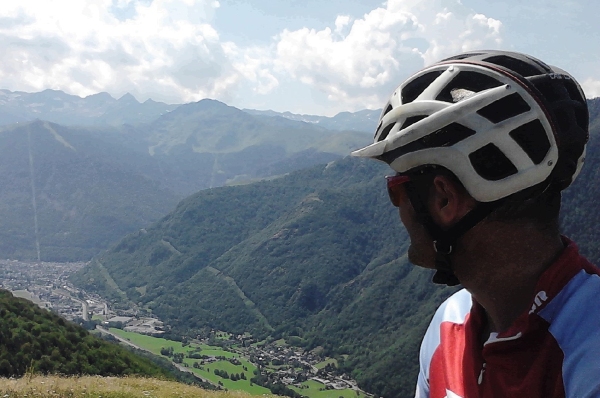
[415,239,600,398]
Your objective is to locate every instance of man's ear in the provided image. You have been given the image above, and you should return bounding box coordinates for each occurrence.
[429,175,475,227]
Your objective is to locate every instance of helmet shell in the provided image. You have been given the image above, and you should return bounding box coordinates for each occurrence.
[352,50,589,202]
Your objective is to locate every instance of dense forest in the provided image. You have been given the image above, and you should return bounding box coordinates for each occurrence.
[0,289,172,378]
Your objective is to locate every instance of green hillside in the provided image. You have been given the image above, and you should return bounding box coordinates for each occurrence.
[135,99,370,194]
[0,289,171,379]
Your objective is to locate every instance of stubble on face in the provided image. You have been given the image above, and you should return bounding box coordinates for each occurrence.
[406,219,436,269]
[397,187,436,269]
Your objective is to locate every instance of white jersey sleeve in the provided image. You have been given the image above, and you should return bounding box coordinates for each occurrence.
[414,289,473,398]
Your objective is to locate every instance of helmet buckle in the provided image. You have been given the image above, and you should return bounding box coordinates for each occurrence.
[433,240,453,255]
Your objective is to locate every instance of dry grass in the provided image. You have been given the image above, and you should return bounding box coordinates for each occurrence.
[0,375,277,398]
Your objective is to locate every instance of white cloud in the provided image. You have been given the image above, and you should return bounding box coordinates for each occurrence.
[229,45,279,95]
[0,0,253,103]
[271,0,504,111]
[0,0,506,112]
[582,78,600,99]
[334,15,351,35]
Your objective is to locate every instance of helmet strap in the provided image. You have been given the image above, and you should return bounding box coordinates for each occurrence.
[404,180,501,286]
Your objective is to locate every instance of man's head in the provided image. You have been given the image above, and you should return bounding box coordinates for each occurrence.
[353,50,589,285]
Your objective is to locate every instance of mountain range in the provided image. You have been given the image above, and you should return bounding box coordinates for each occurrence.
[243,108,381,133]
[0,89,178,127]
[0,88,380,133]
[0,91,372,261]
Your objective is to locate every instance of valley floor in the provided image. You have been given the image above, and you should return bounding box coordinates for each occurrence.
[104,328,370,398]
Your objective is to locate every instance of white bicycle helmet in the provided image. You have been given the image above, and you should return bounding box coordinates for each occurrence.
[353,50,589,285]
[352,50,589,202]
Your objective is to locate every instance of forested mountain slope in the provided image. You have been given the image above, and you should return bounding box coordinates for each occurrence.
[0,289,171,378]
[127,99,369,194]
[0,121,179,261]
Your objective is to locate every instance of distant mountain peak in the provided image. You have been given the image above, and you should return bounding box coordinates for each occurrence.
[40,88,65,94]
[117,93,139,104]
[196,98,229,107]
[171,98,236,116]
[86,92,114,100]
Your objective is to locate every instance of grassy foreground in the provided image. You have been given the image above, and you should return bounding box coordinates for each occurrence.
[0,375,277,398]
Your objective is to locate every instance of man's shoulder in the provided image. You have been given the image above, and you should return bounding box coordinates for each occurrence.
[539,265,600,397]
[420,289,472,356]
[417,289,474,393]
[537,242,600,323]
[431,288,473,326]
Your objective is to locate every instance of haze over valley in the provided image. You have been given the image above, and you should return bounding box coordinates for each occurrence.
[0,89,372,262]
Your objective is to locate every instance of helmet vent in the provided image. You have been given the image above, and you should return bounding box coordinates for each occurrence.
[383,104,393,117]
[377,122,396,142]
[401,70,444,104]
[436,71,502,103]
[469,143,518,181]
[483,55,542,77]
[450,88,476,102]
[509,120,551,164]
[376,123,475,164]
[373,121,382,139]
[400,115,428,130]
[422,123,476,148]
[476,93,531,123]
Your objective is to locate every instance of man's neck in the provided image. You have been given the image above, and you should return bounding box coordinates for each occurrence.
[452,223,564,333]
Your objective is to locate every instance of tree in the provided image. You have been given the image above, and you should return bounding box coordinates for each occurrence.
[160,347,174,357]
[173,352,184,363]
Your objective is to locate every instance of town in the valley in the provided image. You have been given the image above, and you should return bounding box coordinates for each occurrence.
[0,259,365,394]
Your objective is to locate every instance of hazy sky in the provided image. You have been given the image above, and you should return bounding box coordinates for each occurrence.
[0,0,598,115]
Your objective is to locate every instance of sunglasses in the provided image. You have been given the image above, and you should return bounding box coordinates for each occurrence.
[386,174,411,207]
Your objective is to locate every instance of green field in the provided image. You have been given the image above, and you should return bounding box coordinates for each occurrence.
[108,329,368,398]
[290,380,368,398]
[108,329,269,395]
[315,358,338,370]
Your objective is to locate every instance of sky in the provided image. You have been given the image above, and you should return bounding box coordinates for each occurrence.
[0,0,598,116]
